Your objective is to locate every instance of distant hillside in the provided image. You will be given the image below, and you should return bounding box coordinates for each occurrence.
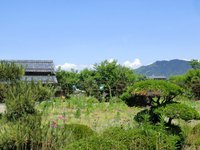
[135,59,192,77]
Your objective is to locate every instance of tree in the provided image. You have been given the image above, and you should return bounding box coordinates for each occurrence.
[0,62,24,102]
[78,69,100,97]
[184,69,200,100]
[154,103,200,125]
[5,82,38,120]
[190,59,200,70]
[56,68,79,96]
[94,60,136,99]
[124,80,183,106]
[56,60,137,100]
[123,80,185,124]
[0,61,24,82]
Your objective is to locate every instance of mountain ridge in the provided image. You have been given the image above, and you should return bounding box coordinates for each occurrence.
[135,59,192,77]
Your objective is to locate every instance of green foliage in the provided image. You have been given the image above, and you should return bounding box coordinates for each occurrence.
[184,69,200,99]
[132,80,182,98]
[56,68,79,96]
[0,113,42,149]
[74,108,81,118]
[109,96,123,103]
[94,60,136,99]
[192,123,200,135]
[0,62,24,103]
[56,60,136,101]
[34,82,55,102]
[5,81,54,121]
[5,82,38,121]
[184,123,200,148]
[102,125,179,150]
[190,59,200,70]
[78,68,100,97]
[154,103,200,124]
[124,80,183,106]
[64,124,95,141]
[66,135,127,150]
[170,68,200,100]
[0,61,24,82]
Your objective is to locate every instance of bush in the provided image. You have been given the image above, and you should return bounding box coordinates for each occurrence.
[64,124,95,141]
[0,114,42,149]
[34,82,55,102]
[5,81,55,121]
[5,82,38,121]
[154,103,200,124]
[102,126,179,150]
[65,135,127,150]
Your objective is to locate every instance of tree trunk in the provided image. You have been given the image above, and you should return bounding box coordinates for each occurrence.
[107,84,112,99]
[167,118,173,125]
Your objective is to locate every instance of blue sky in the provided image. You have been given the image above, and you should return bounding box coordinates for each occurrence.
[0,0,200,70]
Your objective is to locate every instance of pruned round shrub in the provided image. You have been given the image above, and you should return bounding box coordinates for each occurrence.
[154,103,200,124]
[65,136,127,150]
[102,126,179,150]
[64,124,95,141]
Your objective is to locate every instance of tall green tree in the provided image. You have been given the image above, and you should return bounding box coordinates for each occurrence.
[0,62,24,102]
[94,60,136,99]
[56,68,79,96]
[184,69,200,99]
[190,59,200,70]
[78,69,100,97]
[0,61,24,82]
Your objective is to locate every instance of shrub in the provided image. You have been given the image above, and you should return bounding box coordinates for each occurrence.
[154,103,200,125]
[0,113,42,149]
[64,124,95,141]
[35,82,55,102]
[102,126,179,150]
[5,81,55,121]
[65,135,127,150]
[5,82,38,121]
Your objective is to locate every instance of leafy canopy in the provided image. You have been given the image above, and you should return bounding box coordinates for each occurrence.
[0,61,24,82]
[125,80,183,106]
[190,59,200,70]
[154,103,200,125]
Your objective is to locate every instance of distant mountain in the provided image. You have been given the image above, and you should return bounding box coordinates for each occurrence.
[135,59,192,77]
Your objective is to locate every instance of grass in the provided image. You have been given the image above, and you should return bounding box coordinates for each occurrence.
[1,95,199,149]
[37,96,142,132]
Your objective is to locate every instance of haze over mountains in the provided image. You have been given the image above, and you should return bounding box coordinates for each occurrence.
[135,59,192,77]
